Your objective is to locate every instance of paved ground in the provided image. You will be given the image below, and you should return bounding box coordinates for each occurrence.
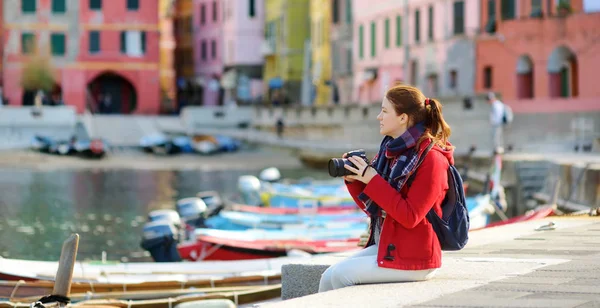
[259,216,600,308]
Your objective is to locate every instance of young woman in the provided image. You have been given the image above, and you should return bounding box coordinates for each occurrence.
[319,84,455,292]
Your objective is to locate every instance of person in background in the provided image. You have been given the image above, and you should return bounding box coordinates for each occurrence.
[487,92,505,153]
[318,84,455,291]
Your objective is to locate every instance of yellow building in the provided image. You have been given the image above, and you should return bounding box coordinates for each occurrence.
[263,0,310,103]
[159,0,177,107]
[310,0,332,106]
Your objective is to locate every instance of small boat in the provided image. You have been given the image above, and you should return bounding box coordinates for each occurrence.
[230,203,358,215]
[139,133,193,155]
[73,138,109,158]
[480,206,555,230]
[211,210,366,230]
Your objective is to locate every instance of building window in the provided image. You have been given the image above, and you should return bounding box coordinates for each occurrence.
[485,0,497,33]
[212,1,217,22]
[89,0,102,10]
[427,74,439,96]
[501,0,515,20]
[453,1,465,35]
[211,40,216,59]
[21,33,35,54]
[52,0,66,13]
[89,31,100,53]
[249,0,255,17]
[358,25,364,59]
[332,0,339,24]
[449,70,457,89]
[120,31,146,56]
[345,0,352,23]
[410,60,418,85]
[127,0,139,10]
[200,4,205,25]
[201,40,207,60]
[370,21,376,57]
[428,6,434,41]
[530,0,542,17]
[347,47,352,73]
[396,16,402,46]
[414,10,420,43]
[51,33,66,56]
[483,66,493,89]
[384,18,390,49]
[22,0,36,13]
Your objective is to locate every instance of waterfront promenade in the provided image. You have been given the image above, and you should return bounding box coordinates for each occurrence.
[263,216,600,308]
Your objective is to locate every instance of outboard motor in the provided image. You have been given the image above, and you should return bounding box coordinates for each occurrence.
[140,220,182,262]
[197,191,225,216]
[147,209,182,230]
[237,175,263,206]
[259,167,282,183]
[176,197,208,228]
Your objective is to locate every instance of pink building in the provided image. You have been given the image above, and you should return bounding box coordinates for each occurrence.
[193,0,223,106]
[353,0,480,103]
[222,0,264,103]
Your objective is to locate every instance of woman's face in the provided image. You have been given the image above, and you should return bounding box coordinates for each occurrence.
[377,97,408,138]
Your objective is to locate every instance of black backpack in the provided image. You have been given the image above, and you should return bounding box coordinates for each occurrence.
[406,142,470,251]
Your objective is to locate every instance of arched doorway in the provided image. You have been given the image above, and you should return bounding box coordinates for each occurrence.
[88,72,137,114]
[547,46,578,98]
[516,55,534,99]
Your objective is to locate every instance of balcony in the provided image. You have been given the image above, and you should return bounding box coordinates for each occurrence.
[492,11,600,43]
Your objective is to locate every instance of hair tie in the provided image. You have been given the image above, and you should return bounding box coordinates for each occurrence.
[425,98,431,106]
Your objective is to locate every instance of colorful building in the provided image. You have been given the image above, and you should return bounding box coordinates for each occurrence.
[192,0,223,106]
[476,0,600,113]
[330,0,353,105]
[310,0,332,106]
[263,0,310,104]
[221,0,265,104]
[354,0,480,104]
[3,0,161,114]
[174,0,198,108]
[159,0,176,112]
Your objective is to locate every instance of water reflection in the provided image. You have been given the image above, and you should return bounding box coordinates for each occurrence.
[0,167,329,262]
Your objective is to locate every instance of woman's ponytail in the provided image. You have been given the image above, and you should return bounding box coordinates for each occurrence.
[422,98,452,147]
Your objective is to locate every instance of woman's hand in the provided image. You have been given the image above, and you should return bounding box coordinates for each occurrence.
[344,156,378,184]
[341,152,355,183]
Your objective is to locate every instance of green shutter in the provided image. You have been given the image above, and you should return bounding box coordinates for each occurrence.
[141,31,146,54]
[428,6,433,40]
[415,10,420,43]
[89,31,100,53]
[120,32,126,53]
[370,21,376,58]
[560,67,569,97]
[384,18,390,49]
[127,0,139,10]
[345,0,351,23]
[51,33,66,56]
[22,0,36,13]
[21,33,35,54]
[358,25,363,59]
[90,0,102,10]
[396,16,402,47]
[52,0,66,13]
[249,0,255,17]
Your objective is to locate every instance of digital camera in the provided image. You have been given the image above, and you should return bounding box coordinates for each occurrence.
[328,149,369,177]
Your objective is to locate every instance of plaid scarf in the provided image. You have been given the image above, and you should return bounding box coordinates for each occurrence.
[357,122,427,217]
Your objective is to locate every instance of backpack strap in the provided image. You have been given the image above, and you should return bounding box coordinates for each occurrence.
[406,140,435,188]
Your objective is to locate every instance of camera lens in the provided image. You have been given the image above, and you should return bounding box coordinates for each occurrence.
[328,158,349,177]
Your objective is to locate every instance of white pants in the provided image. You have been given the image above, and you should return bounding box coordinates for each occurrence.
[318,245,437,292]
[492,124,504,151]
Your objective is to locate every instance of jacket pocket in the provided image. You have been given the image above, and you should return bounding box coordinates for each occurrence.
[393,220,434,260]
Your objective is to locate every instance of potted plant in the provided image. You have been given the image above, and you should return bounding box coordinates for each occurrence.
[557,0,572,17]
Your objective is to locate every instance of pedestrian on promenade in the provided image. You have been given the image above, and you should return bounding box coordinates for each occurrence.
[487,92,510,153]
[319,84,454,291]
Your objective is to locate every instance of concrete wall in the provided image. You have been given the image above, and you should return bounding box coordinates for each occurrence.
[181,105,253,130]
[251,95,600,154]
[0,106,77,149]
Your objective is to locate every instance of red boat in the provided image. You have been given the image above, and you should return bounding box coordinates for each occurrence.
[230,203,358,215]
[178,236,361,261]
[475,206,556,230]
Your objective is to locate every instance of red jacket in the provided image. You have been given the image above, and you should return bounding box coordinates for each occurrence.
[346,139,454,270]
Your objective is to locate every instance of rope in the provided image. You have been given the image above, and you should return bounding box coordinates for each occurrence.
[209,278,215,288]
[30,295,70,308]
[264,274,269,285]
[168,297,173,308]
[127,300,133,308]
[10,280,25,299]
[88,280,95,293]
[233,292,239,306]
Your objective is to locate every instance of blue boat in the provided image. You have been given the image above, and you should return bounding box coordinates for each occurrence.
[206,210,365,230]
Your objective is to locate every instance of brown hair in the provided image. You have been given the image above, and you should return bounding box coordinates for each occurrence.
[385,84,452,148]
